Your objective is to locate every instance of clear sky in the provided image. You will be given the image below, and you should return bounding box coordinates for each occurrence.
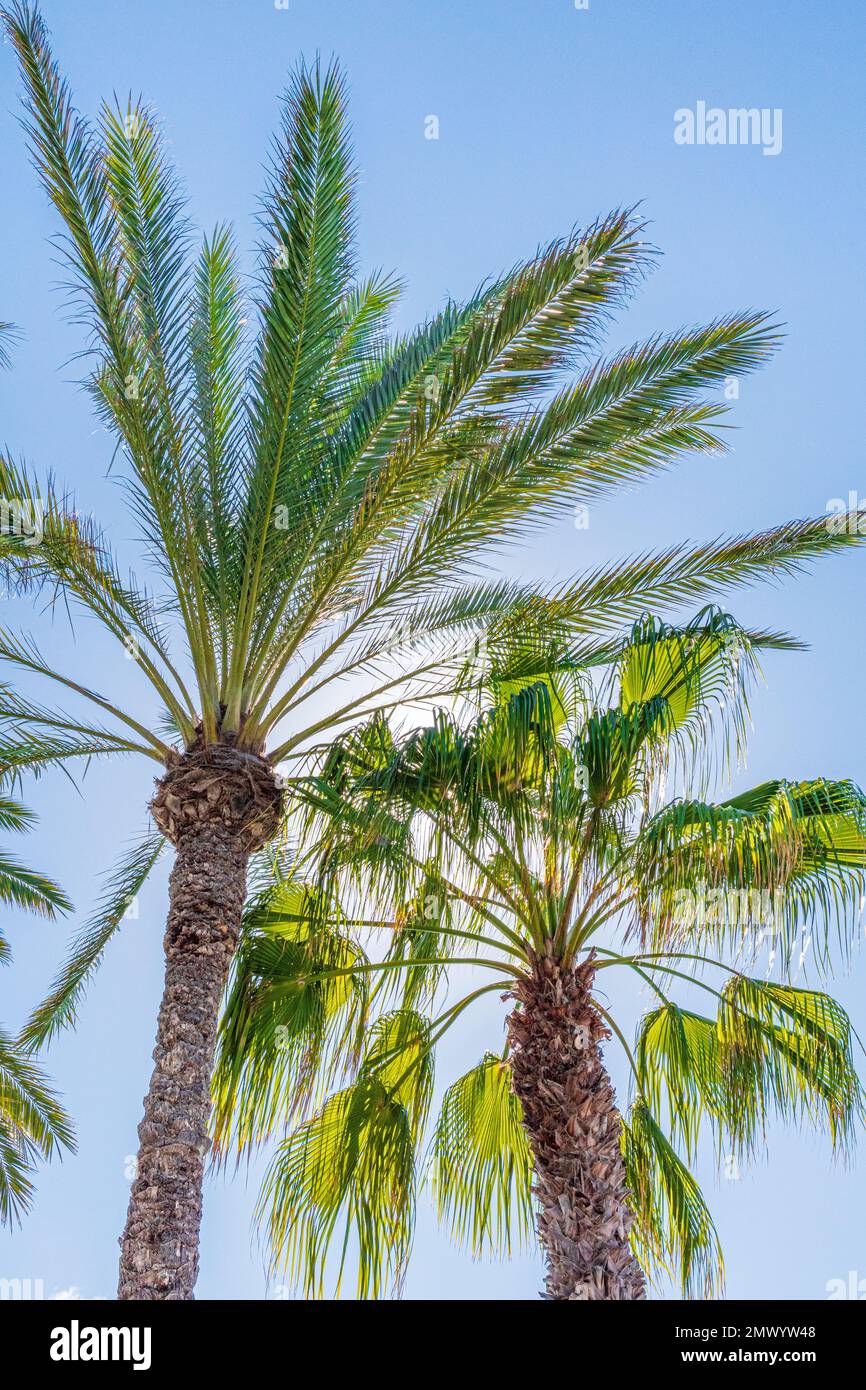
[1,0,865,1301]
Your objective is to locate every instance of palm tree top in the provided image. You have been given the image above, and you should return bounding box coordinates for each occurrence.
[1,0,859,790]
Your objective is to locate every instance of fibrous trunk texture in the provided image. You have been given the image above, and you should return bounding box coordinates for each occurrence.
[507,951,646,1301]
[117,746,281,1300]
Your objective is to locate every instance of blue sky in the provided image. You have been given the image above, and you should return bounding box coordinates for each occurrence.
[1,0,865,1300]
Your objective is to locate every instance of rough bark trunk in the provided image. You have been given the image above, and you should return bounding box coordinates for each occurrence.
[117,825,247,1300]
[507,950,646,1301]
[117,745,281,1301]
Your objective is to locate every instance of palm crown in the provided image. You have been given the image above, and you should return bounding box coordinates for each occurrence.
[217,608,866,1298]
[1,4,858,780]
[1,1,863,1298]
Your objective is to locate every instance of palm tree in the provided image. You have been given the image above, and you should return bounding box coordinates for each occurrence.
[1,1,861,1299]
[222,609,866,1299]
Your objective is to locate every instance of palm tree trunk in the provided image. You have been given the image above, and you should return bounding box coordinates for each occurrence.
[117,746,281,1300]
[117,825,247,1299]
[507,950,646,1300]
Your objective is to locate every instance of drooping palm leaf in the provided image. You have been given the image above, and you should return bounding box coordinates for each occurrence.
[0,1025,75,1224]
[256,1009,432,1298]
[431,1053,534,1258]
[621,1100,724,1299]
[212,876,369,1159]
[636,779,866,965]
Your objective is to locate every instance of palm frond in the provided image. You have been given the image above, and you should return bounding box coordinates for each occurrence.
[0,626,168,760]
[635,981,864,1165]
[636,778,866,965]
[20,832,164,1050]
[525,518,866,647]
[0,782,70,921]
[188,224,248,679]
[226,57,357,727]
[621,1099,724,1299]
[256,1008,431,1298]
[1,3,193,598]
[0,1023,75,1225]
[212,877,369,1159]
[431,1053,534,1258]
[0,321,21,370]
[0,847,70,919]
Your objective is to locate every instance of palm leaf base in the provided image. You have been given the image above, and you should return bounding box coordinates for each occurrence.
[507,952,646,1300]
[117,821,251,1299]
[150,745,283,851]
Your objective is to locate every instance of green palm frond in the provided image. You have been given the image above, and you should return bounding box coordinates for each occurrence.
[0,1024,75,1225]
[212,877,369,1159]
[621,1100,724,1299]
[0,457,194,740]
[338,319,778,639]
[317,269,404,429]
[256,1008,431,1298]
[431,1053,534,1258]
[99,96,191,414]
[579,701,662,810]
[0,626,168,761]
[0,847,70,919]
[0,321,21,370]
[362,1009,435,1133]
[618,607,762,753]
[0,796,36,833]
[0,683,155,778]
[718,977,864,1155]
[635,981,864,1166]
[226,57,358,728]
[3,4,194,597]
[0,786,70,922]
[573,607,789,803]
[98,94,221,723]
[523,519,864,650]
[188,224,247,677]
[636,778,866,965]
[20,833,164,1051]
[383,867,458,1010]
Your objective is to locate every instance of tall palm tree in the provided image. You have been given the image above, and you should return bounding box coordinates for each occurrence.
[222,609,866,1299]
[1,2,861,1299]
